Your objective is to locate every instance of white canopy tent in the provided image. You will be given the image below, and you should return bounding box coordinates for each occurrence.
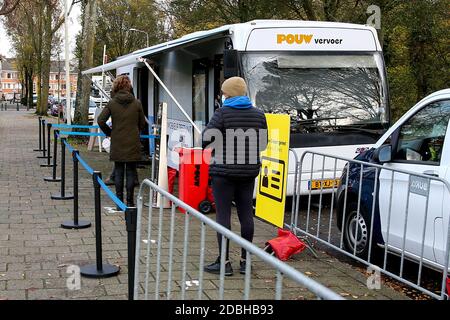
[82,25,231,75]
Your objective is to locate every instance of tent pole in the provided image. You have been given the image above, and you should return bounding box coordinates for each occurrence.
[139,57,202,135]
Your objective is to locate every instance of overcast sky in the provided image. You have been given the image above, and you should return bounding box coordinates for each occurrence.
[0,2,82,59]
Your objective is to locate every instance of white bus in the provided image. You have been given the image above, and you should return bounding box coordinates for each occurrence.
[83,20,390,195]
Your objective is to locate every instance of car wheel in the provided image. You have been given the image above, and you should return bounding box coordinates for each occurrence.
[343,202,373,259]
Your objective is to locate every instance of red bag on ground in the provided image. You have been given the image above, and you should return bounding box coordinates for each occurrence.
[266,229,306,261]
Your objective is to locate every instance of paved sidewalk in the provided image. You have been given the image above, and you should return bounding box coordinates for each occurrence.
[0,110,410,300]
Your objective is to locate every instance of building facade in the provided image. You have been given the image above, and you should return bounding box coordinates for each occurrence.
[0,57,21,101]
[0,56,78,101]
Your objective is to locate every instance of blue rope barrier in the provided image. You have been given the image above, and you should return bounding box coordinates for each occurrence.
[139,134,158,139]
[60,135,135,212]
[60,131,105,137]
[59,131,158,140]
[97,177,128,211]
[52,124,100,129]
[75,153,94,176]
[63,139,75,154]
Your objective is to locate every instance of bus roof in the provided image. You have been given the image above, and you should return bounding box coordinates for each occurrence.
[83,20,380,75]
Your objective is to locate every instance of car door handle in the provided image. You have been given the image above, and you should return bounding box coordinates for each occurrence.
[423,170,439,177]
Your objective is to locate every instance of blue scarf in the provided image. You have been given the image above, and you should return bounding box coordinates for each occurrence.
[223,96,253,109]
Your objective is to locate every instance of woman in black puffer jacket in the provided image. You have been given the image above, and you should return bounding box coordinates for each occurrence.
[202,77,267,276]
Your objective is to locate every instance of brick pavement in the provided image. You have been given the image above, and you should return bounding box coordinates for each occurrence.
[0,108,410,300]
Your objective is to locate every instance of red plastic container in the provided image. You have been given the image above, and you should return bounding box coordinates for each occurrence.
[177,148,213,213]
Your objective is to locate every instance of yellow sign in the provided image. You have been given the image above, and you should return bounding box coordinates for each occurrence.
[256,114,290,228]
[277,34,313,45]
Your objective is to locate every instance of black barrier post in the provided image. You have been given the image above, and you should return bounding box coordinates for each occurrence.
[61,150,91,229]
[51,137,74,200]
[33,116,43,152]
[40,123,53,167]
[80,171,120,278]
[37,119,47,159]
[16,102,19,111]
[125,207,137,300]
[44,129,61,182]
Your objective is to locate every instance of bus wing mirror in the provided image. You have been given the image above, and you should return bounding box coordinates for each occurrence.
[224,49,239,79]
[376,145,392,163]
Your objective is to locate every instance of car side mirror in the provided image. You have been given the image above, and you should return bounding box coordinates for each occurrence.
[376,145,392,163]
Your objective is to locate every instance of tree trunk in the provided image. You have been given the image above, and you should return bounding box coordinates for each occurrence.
[79,0,98,125]
[21,67,26,103]
[27,72,33,110]
[36,68,42,114]
[40,4,53,117]
[35,2,44,115]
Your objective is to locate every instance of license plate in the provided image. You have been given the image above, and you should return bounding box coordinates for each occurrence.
[308,179,340,190]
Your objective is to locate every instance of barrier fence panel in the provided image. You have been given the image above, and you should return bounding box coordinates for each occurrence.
[287,151,450,300]
[134,179,343,301]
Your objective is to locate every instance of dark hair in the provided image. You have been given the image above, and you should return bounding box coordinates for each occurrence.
[112,75,132,95]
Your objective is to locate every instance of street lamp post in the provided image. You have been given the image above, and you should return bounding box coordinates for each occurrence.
[130,28,149,47]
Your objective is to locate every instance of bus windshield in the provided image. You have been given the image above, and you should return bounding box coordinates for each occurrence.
[242,53,389,148]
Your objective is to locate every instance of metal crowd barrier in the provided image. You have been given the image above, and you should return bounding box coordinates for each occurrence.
[287,150,450,300]
[134,178,343,300]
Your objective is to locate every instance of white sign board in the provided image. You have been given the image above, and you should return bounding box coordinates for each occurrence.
[246,28,378,52]
[167,119,193,170]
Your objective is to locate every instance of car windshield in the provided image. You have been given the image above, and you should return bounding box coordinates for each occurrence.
[242,53,389,147]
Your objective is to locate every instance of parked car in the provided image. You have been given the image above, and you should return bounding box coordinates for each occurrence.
[48,96,57,109]
[50,101,63,117]
[337,89,450,271]
[62,98,98,124]
[32,94,38,106]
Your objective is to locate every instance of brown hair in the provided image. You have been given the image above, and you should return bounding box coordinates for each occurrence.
[112,75,132,95]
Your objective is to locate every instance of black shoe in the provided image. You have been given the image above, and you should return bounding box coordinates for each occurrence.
[126,195,135,208]
[240,260,249,274]
[204,257,233,276]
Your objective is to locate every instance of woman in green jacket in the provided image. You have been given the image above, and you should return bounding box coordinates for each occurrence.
[98,75,146,208]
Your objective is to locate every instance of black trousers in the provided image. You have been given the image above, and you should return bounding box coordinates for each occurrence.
[211,176,255,260]
[109,164,139,183]
[114,162,137,206]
